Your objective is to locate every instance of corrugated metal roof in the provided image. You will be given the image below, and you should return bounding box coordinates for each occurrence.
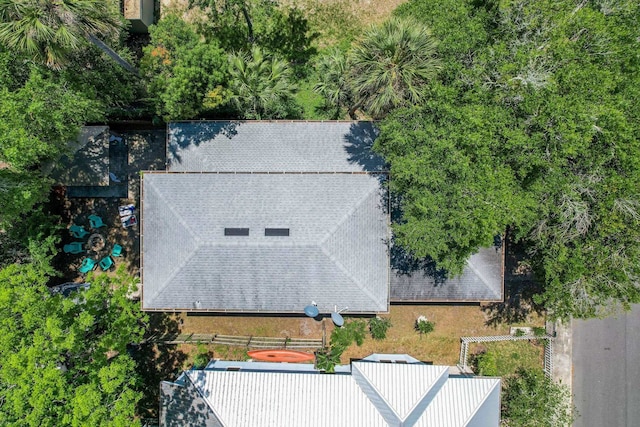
[352,362,449,420]
[163,357,501,427]
[185,370,388,427]
[415,377,502,427]
[142,173,389,312]
[168,121,385,173]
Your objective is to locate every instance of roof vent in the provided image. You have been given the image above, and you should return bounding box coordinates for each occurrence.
[225,228,249,236]
[265,228,289,236]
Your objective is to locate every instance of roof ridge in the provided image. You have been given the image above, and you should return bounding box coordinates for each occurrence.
[319,183,387,309]
[143,180,201,306]
[465,251,502,300]
[460,378,502,426]
[185,371,228,426]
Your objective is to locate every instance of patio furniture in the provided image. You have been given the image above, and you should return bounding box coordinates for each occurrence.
[111,244,123,257]
[63,242,85,254]
[119,205,137,228]
[99,256,114,271]
[88,214,106,229]
[78,258,97,274]
[69,225,89,239]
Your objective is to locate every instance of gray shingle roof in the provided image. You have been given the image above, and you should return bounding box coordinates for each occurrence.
[390,246,503,302]
[142,172,389,312]
[168,121,385,172]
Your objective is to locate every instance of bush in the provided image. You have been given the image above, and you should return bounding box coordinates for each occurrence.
[193,343,211,369]
[502,368,574,426]
[415,315,435,335]
[331,319,366,348]
[368,316,392,340]
[315,348,342,373]
[475,351,498,376]
[319,319,367,373]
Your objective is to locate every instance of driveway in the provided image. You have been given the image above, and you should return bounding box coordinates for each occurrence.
[572,304,640,427]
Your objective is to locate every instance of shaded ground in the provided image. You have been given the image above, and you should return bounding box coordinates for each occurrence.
[481,235,545,327]
[49,128,166,283]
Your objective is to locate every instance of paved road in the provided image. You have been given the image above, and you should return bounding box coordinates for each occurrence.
[573,305,640,427]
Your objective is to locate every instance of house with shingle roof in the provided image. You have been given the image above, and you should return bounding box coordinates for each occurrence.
[140,121,503,313]
[160,353,501,427]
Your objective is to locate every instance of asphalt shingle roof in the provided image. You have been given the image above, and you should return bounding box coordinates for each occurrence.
[144,121,503,309]
[390,246,503,302]
[142,172,389,312]
[168,121,384,173]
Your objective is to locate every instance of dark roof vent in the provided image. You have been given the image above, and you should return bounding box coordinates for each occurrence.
[225,228,249,236]
[265,228,290,237]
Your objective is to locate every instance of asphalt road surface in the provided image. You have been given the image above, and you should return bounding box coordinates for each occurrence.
[573,304,640,427]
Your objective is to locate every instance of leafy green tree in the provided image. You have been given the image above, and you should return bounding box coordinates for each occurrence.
[0,170,51,231]
[348,17,440,118]
[0,71,101,171]
[376,101,534,273]
[188,0,317,68]
[502,368,574,427]
[228,46,301,119]
[379,0,640,317]
[0,0,134,73]
[141,15,229,121]
[0,251,147,426]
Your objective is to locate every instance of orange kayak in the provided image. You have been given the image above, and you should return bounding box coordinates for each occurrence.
[247,349,315,363]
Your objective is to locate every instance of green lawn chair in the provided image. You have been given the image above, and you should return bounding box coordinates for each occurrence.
[69,225,89,239]
[99,256,114,271]
[78,258,96,274]
[63,242,85,254]
[88,214,106,229]
[111,244,123,257]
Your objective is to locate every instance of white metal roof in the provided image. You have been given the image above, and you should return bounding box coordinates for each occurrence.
[163,356,500,427]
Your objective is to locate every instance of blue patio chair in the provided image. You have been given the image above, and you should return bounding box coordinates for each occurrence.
[63,242,85,254]
[111,244,123,257]
[88,214,106,229]
[99,256,114,271]
[69,225,89,239]
[78,258,97,274]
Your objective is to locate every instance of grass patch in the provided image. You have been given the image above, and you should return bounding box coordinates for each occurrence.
[296,79,333,120]
[302,0,363,49]
[472,340,544,377]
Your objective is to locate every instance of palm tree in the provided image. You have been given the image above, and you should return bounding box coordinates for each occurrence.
[313,48,353,118]
[0,0,136,73]
[349,17,440,119]
[228,46,297,119]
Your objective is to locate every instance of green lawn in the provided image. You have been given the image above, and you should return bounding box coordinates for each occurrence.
[472,340,545,377]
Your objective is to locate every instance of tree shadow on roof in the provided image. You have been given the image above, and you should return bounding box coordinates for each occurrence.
[390,236,449,286]
[168,121,241,166]
[344,122,386,173]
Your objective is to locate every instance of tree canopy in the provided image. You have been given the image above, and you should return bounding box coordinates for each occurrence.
[0,0,126,70]
[141,14,229,121]
[228,46,300,119]
[0,249,148,426]
[502,368,574,427]
[377,0,640,317]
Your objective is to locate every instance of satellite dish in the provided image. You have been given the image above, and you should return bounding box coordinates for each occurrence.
[331,311,344,327]
[304,305,319,318]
